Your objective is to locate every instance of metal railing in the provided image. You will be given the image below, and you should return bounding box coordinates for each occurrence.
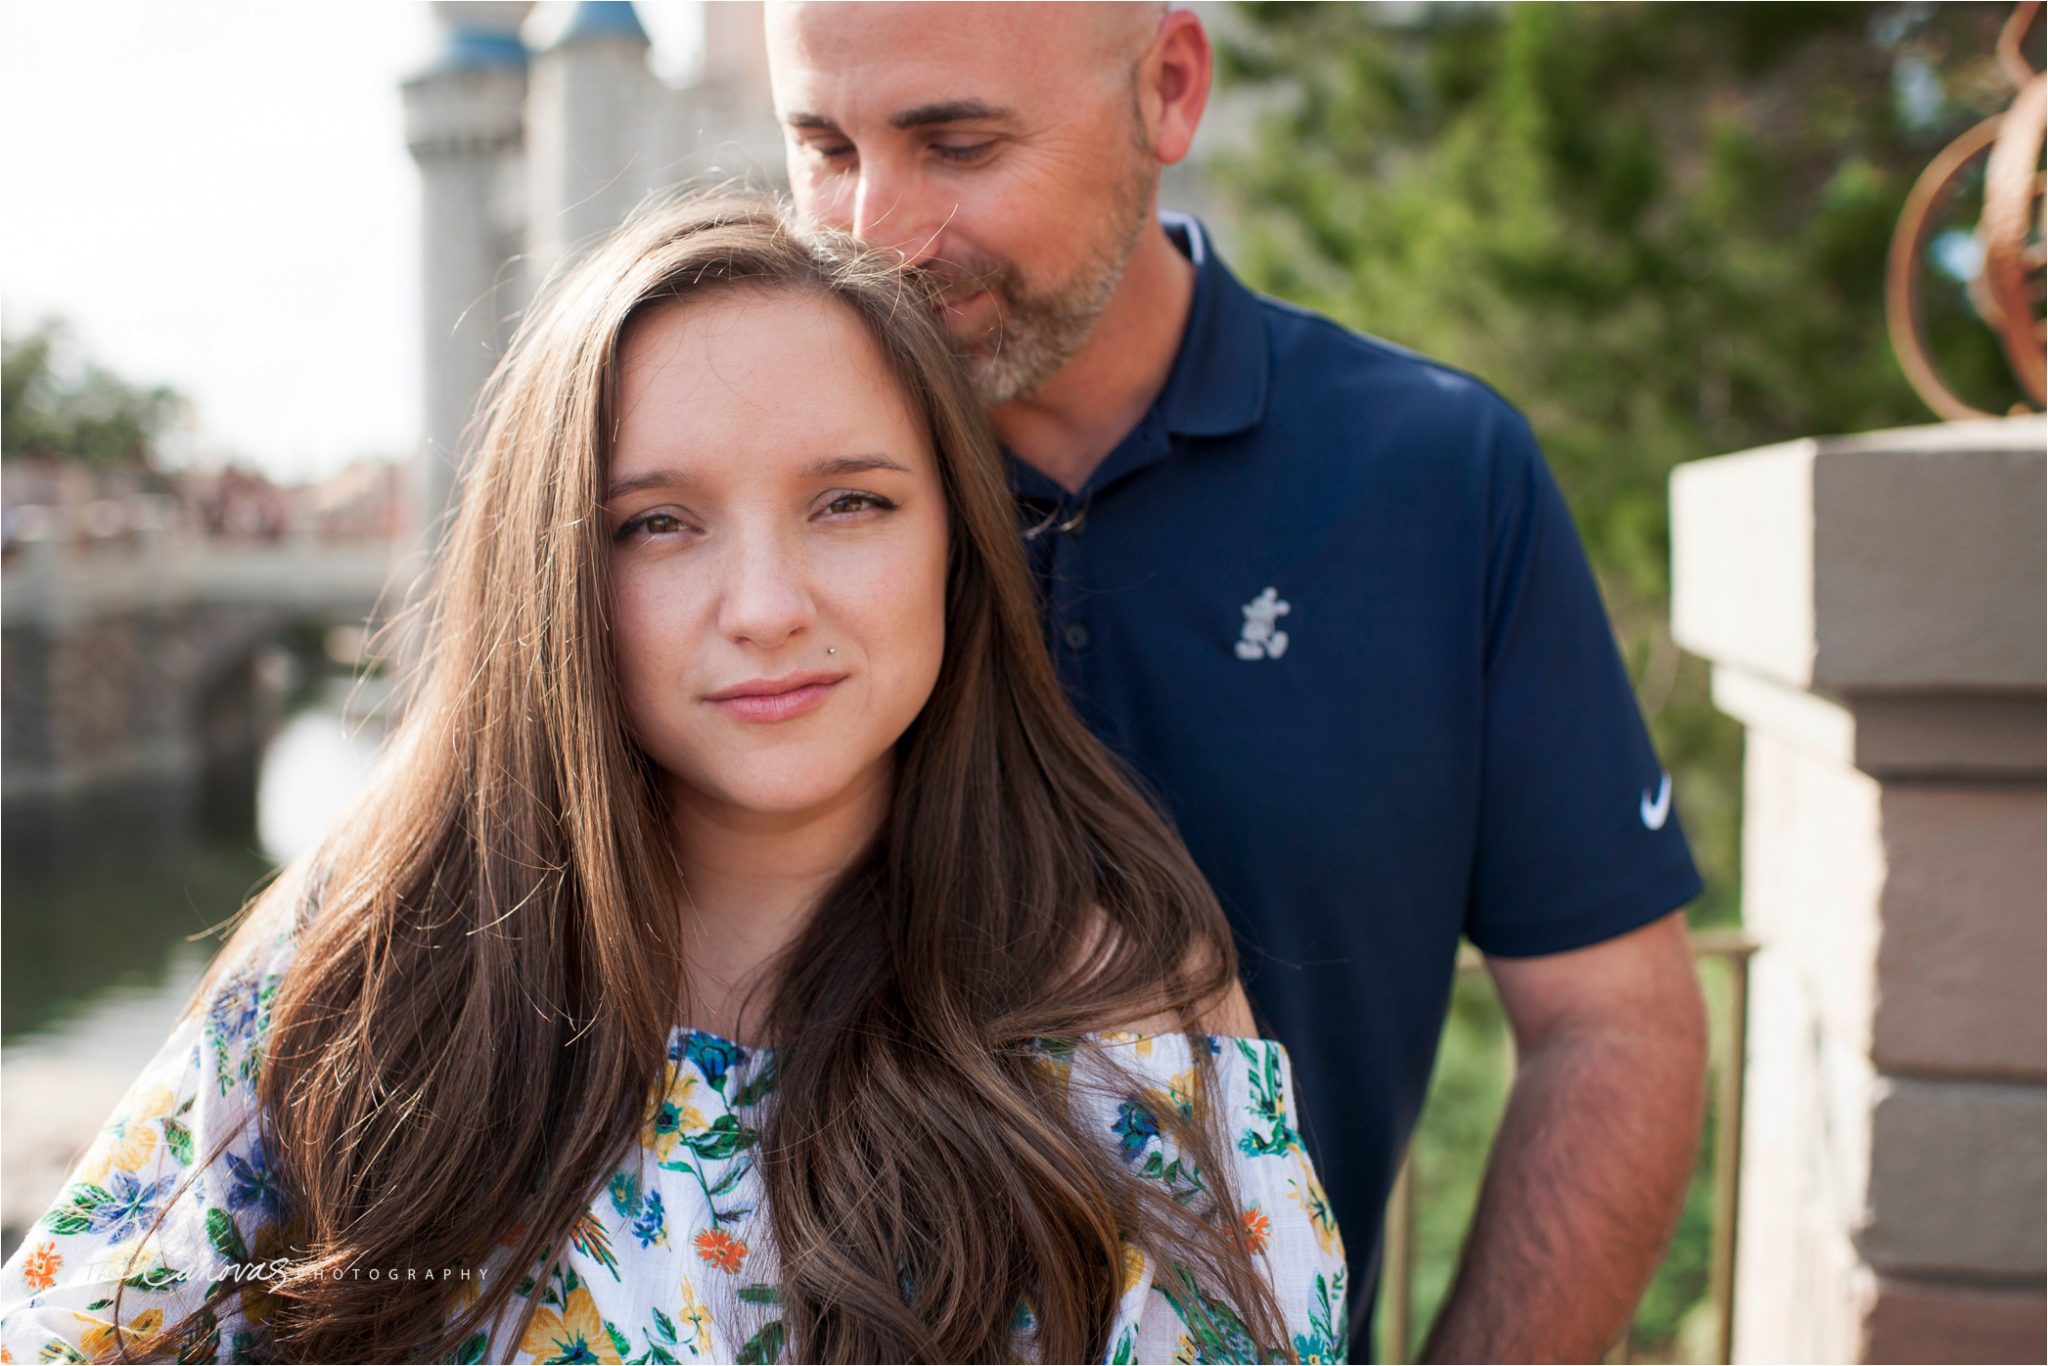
[1376,929,1758,1364]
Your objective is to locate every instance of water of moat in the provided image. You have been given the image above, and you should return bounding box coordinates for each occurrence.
[2,674,381,1154]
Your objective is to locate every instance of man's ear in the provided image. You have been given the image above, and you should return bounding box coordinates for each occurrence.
[1142,10,1212,167]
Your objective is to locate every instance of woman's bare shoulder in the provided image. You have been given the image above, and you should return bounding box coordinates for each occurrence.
[1072,907,1260,1039]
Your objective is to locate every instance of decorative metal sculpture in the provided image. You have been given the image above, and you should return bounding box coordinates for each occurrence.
[1886,1,2045,418]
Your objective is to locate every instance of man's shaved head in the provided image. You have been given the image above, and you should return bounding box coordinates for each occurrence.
[767,3,1210,406]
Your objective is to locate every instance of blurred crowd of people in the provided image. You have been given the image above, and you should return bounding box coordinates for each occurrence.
[0,457,409,559]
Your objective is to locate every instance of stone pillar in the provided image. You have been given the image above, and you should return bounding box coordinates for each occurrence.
[1671,416,2047,1364]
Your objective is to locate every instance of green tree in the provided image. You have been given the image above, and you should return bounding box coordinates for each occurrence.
[1210,6,2027,1356]
[1215,1,2023,932]
[2,318,181,469]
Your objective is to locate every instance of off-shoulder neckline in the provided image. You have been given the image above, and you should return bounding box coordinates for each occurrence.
[665,1024,1292,1055]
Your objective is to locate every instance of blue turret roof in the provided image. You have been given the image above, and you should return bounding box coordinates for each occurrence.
[557,1,650,47]
[428,24,529,73]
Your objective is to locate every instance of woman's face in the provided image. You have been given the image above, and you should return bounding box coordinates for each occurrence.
[604,288,950,824]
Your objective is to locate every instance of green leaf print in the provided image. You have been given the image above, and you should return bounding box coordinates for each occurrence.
[571,1210,622,1280]
[706,1162,750,1198]
[1232,1039,1303,1160]
[679,1113,757,1163]
[445,1330,490,1363]
[651,1305,678,1343]
[1137,1150,1208,1202]
[605,1321,633,1358]
[729,1055,779,1109]
[735,1320,785,1365]
[121,1264,189,1292]
[1151,1264,1263,1365]
[37,1336,92,1362]
[40,1182,114,1237]
[735,1284,782,1305]
[162,1116,195,1166]
[173,1306,221,1364]
[1291,1264,1350,1364]
[1110,1326,1137,1363]
[205,1206,251,1265]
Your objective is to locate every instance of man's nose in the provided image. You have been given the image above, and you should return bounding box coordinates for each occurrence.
[716,529,814,651]
[850,163,946,271]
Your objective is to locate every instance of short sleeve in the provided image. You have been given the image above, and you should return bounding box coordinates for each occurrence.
[0,891,306,1363]
[1079,1034,1350,1364]
[1463,407,1703,956]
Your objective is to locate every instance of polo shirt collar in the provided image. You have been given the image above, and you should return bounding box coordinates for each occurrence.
[1154,212,1269,440]
[1005,214,1270,505]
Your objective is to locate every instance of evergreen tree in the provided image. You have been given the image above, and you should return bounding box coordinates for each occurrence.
[2,319,181,470]
[1215,1,2025,925]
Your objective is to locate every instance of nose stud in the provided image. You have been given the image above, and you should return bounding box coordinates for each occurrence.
[826,647,837,655]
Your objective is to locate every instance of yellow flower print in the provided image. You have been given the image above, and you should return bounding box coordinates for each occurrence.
[1165,1068,1198,1119]
[677,1274,714,1356]
[1285,1153,1345,1261]
[77,1084,176,1184]
[73,1307,164,1359]
[1118,1244,1149,1297]
[519,1284,622,1364]
[1172,1329,1198,1364]
[641,1064,710,1162]
[1094,1030,1155,1058]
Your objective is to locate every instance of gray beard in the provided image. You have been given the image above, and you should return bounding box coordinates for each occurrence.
[950,175,1157,407]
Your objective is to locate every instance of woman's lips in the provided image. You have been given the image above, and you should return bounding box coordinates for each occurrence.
[706,677,844,723]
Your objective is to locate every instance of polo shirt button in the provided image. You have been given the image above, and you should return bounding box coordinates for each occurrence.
[1064,622,1092,651]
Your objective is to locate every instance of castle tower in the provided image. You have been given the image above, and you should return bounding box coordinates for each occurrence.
[525,1,659,296]
[401,1,534,548]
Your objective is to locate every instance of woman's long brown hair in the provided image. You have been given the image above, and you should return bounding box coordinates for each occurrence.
[110,191,1290,1363]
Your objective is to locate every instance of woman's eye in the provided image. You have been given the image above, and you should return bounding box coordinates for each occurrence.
[821,492,896,519]
[613,511,690,543]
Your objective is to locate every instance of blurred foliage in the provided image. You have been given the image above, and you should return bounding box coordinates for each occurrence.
[1211,2,2029,1357]
[1215,1,2026,938]
[2,318,181,469]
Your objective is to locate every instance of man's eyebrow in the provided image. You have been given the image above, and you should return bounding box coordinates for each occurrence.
[783,101,1012,132]
[888,99,1013,130]
[604,454,910,503]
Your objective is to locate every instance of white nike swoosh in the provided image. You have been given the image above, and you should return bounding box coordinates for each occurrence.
[1640,773,1672,831]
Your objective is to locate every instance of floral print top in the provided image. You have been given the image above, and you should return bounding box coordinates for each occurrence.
[0,903,1348,1364]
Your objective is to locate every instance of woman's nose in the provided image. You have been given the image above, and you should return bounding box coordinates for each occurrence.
[715,530,814,651]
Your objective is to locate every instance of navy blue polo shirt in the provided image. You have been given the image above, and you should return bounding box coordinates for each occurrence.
[1005,216,1703,1352]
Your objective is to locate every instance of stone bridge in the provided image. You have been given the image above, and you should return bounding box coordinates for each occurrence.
[1,537,409,801]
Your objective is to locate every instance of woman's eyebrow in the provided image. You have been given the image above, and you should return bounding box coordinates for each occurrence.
[804,453,911,478]
[605,468,694,502]
[605,454,908,502]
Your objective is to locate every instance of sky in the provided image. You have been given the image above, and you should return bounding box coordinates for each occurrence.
[1,1,705,485]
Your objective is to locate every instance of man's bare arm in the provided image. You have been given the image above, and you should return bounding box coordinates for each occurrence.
[1420,911,1709,1364]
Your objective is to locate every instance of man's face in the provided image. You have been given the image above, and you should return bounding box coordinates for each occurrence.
[766,2,1162,406]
